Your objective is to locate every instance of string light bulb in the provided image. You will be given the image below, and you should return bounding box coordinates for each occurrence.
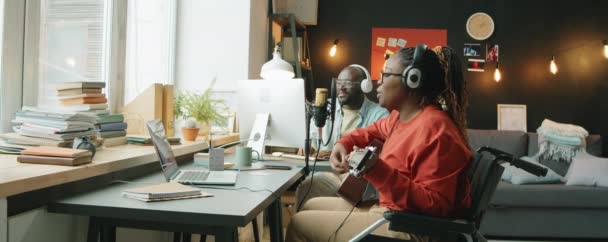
[494,63,501,82]
[603,40,608,59]
[329,39,339,57]
[550,56,558,75]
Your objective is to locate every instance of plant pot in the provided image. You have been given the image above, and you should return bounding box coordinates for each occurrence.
[197,122,212,137]
[181,127,200,141]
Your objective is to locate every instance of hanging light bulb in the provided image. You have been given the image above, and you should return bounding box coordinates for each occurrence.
[494,62,502,82]
[603,40,608,59]
[550,56,558,75]
[329,39,339,57]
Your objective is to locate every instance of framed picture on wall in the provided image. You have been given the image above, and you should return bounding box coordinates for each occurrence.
[497,104,527,132]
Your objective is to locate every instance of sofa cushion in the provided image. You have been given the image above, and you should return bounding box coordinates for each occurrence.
[491,182,608,209]
[566,153,608,187]
[468,129,528,158]
[501,156,564,185]
[528,133,603,157]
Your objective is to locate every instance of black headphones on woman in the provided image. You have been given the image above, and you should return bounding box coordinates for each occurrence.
[401,44,428,89]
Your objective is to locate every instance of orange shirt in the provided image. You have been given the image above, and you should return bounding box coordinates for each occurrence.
[338,105,472,218]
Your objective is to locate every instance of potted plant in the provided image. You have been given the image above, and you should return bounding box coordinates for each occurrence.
[174,80,228,141]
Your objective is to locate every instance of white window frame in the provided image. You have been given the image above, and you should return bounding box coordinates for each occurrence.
[123,0,177,105]
[0,0,25,133]
[22,0,127,113]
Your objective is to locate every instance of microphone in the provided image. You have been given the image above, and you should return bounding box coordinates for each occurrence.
[313,88,329,128]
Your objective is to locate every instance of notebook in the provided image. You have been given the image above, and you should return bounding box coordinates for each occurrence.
[122,182,212,202]
[147,120,238,185]
[20,146,92,158]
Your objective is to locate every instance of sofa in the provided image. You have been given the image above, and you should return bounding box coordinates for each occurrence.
[466,129,608,240]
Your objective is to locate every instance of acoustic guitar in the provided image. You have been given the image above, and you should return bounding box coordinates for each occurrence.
[336,139,383,207]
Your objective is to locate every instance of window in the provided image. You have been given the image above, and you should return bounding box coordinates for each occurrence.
[0,0,6,132]
[124,0,175,104]
[35,0,111,107]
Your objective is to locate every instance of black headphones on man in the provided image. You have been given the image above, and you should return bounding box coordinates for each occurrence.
[401,44,427,89]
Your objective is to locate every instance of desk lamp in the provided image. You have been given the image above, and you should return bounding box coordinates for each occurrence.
[261,45,295,80]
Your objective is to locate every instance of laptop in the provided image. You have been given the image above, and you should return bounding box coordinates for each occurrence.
[147,120,238,185]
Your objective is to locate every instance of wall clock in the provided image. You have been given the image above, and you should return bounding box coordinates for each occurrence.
[466,12,494,41]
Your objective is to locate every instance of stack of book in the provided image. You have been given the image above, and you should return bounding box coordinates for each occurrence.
[10,107,98,147]
[17,146,93,166]
[56,82,108,113]
[122,182,211,202]
[95,114,128,146]
[126,135,181,146]
[56,82,128,146]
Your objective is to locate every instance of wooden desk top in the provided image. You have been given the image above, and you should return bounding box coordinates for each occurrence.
[0,134,239,197]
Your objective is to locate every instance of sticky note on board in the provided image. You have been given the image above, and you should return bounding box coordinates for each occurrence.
[397,39,407,47]
[387,38,397,47]
[376,37,386,47]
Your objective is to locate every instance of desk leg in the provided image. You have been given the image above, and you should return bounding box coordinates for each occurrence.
[268,198,284,242]
[87,217,100,242]
[1,198,7,242]
[215,227,237,242]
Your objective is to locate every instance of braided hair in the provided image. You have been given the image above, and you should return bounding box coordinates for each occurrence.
[396,46,469,144]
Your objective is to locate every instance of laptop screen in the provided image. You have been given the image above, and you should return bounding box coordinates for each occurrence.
[146,120,179,181]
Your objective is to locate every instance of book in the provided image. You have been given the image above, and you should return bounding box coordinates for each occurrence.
[96,114,124,124]
[57,93,106,100]
[122,182,210,202]
[57,88,103,96]
[0,144,24,154]
[56,82,106,91]
[60,97,107,105]
[17,155,92,166]
[95,122,128,132]
[57,103,108,111]
[98,130,127,139]
[17,108,99,123]
[20,146,92,158]
[0,133,72,147]
[17,127,96,141]
[102,136,128,147]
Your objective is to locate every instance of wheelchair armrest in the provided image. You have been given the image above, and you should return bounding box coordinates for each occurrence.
[383,210,476,235]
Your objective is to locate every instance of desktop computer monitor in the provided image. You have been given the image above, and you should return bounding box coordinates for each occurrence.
[237,78,307,153]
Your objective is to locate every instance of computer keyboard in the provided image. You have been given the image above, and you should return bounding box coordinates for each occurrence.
[179,170,210,181]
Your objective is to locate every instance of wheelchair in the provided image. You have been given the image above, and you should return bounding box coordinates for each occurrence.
[349,146,548,242]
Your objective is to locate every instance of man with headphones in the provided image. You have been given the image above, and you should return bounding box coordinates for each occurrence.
[295,64,389,208]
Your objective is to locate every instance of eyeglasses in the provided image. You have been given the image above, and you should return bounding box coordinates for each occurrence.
[380,72,402,82]
[335,79,361,88]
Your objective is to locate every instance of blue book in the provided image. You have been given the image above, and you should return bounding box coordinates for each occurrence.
[95,122,128,132]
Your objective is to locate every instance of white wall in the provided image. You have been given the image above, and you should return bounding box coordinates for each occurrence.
[175,0,258,93]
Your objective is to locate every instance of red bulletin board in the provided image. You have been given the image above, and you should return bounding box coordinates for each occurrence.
[370,28,447,80]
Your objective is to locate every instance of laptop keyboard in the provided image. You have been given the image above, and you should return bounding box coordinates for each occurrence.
[179,170,210,182]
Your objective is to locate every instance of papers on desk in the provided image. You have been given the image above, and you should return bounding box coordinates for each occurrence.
[122,182,213,202]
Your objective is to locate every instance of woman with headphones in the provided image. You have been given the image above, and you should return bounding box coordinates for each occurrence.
[286,45,472,242]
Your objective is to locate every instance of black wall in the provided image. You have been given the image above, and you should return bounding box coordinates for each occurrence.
[307,0,608,156]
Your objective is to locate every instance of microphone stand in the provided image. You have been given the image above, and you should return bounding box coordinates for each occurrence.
[303,101,313,176]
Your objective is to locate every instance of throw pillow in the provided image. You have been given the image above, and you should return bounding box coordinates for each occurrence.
[501,156,564,185]
[538,156,570,177]
[566,153,608,187]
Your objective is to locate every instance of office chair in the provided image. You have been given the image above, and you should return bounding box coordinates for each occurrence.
[349,146,548,242]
